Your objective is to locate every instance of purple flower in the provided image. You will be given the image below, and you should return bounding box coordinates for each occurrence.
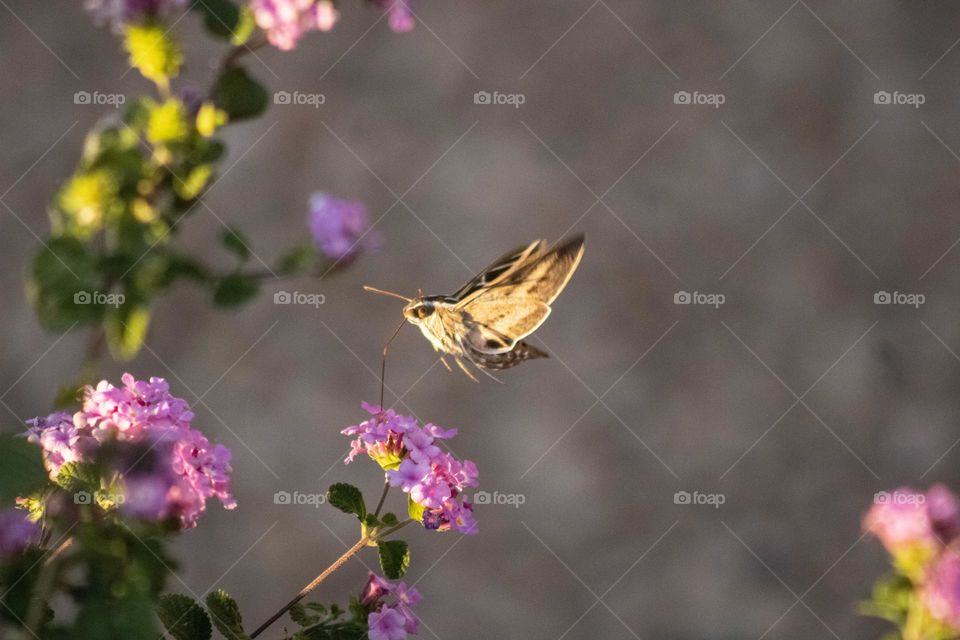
[375,0,414,32]
[343,403,479,534]
[361,572,422,640]
[0,509,39,559]
[250,0,338,51]
[26,373,235,529]
[308,193,380,262]
[84,0,189,31]
[923,553,960,629]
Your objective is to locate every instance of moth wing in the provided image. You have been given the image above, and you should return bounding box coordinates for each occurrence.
[450,240,546,302]
[457,234,584,349]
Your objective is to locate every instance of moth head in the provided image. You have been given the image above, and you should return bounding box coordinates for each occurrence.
[403,300,435,323]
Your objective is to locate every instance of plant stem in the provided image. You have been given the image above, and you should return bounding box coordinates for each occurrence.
[373,481,390,517]
[376,519,413,540]
[222,33,268,68]
[249,535,369,639]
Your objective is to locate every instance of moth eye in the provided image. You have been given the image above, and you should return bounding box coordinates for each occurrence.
[417,306,431,319]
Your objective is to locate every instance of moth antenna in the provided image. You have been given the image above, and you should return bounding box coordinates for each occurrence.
[379,319,407,408]
[363,285,411,302]
[417,288,423,302]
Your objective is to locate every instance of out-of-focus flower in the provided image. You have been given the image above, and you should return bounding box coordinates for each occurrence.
[375,0,414,33]
[343,403,478,534]
[864,487,955,554]
[250,0,338,51]
[26,373,235,529]
[361,571,421,639]
[923,552,960,630]
[307,193,380,262]
[0,509,40,559]
[84,0,190,32]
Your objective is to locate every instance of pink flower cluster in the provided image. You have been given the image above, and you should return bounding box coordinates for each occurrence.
[250,0,338,50]
[26,373,235,529]
[360,571,421,640]
[342,403,478,535]
[864,485,960,629]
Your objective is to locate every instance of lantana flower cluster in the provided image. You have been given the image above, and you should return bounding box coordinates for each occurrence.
[342,403,479,534]
[251,0,414,51]
[308,192,381,262]
[0,508,40,560]
[25,373,235,529]
[864,485,960,630]
[84,0,190,31]
[360,571,422,640]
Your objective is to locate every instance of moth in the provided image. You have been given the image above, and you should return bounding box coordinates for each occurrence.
[365,234,585,381]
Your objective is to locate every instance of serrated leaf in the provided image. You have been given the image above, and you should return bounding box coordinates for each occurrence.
[377,540,410,580]
[213,274,259,308]
[55,461,100,495]
[380,512,399,527]
[212,66,268,121]
[0,435,49,503]
[326,483,366,520]
[205,590,248,640]
[221,227,251,260]
[157,594,212,640]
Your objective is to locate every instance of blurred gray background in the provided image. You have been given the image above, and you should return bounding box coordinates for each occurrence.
[5,1,960,637]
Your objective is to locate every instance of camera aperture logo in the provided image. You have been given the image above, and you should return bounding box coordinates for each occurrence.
[674,290,725,308]
[74,490,124,505]
[874,290,925,309]
[74,91,126,108]
[274,490,326,508]
[473,490,525,508]
[274,90,326,108]
[74,290,125,308]
[473,90,526,109]
[874,90,924,108]
[673,90,725,108]
[674,490,725,509]
[274,291,325,308]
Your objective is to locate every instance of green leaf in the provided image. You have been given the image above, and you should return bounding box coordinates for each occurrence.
[213,274,259,307]
[221,227,251,261]
[326,483,366,520]
[75,591,160,640]
[407,496,425,525]
[27,237,103,331]
[192,0,242,40]
[104,301,151,361]
[288,602,321,627]
[55,461,100,495]
[212,66,268,121]
[377,540,410,579]
[0,435,48,503]
[157,594,213,640]
[205,590,249,640]
[380,512,399,527]
[276,245,318,275]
